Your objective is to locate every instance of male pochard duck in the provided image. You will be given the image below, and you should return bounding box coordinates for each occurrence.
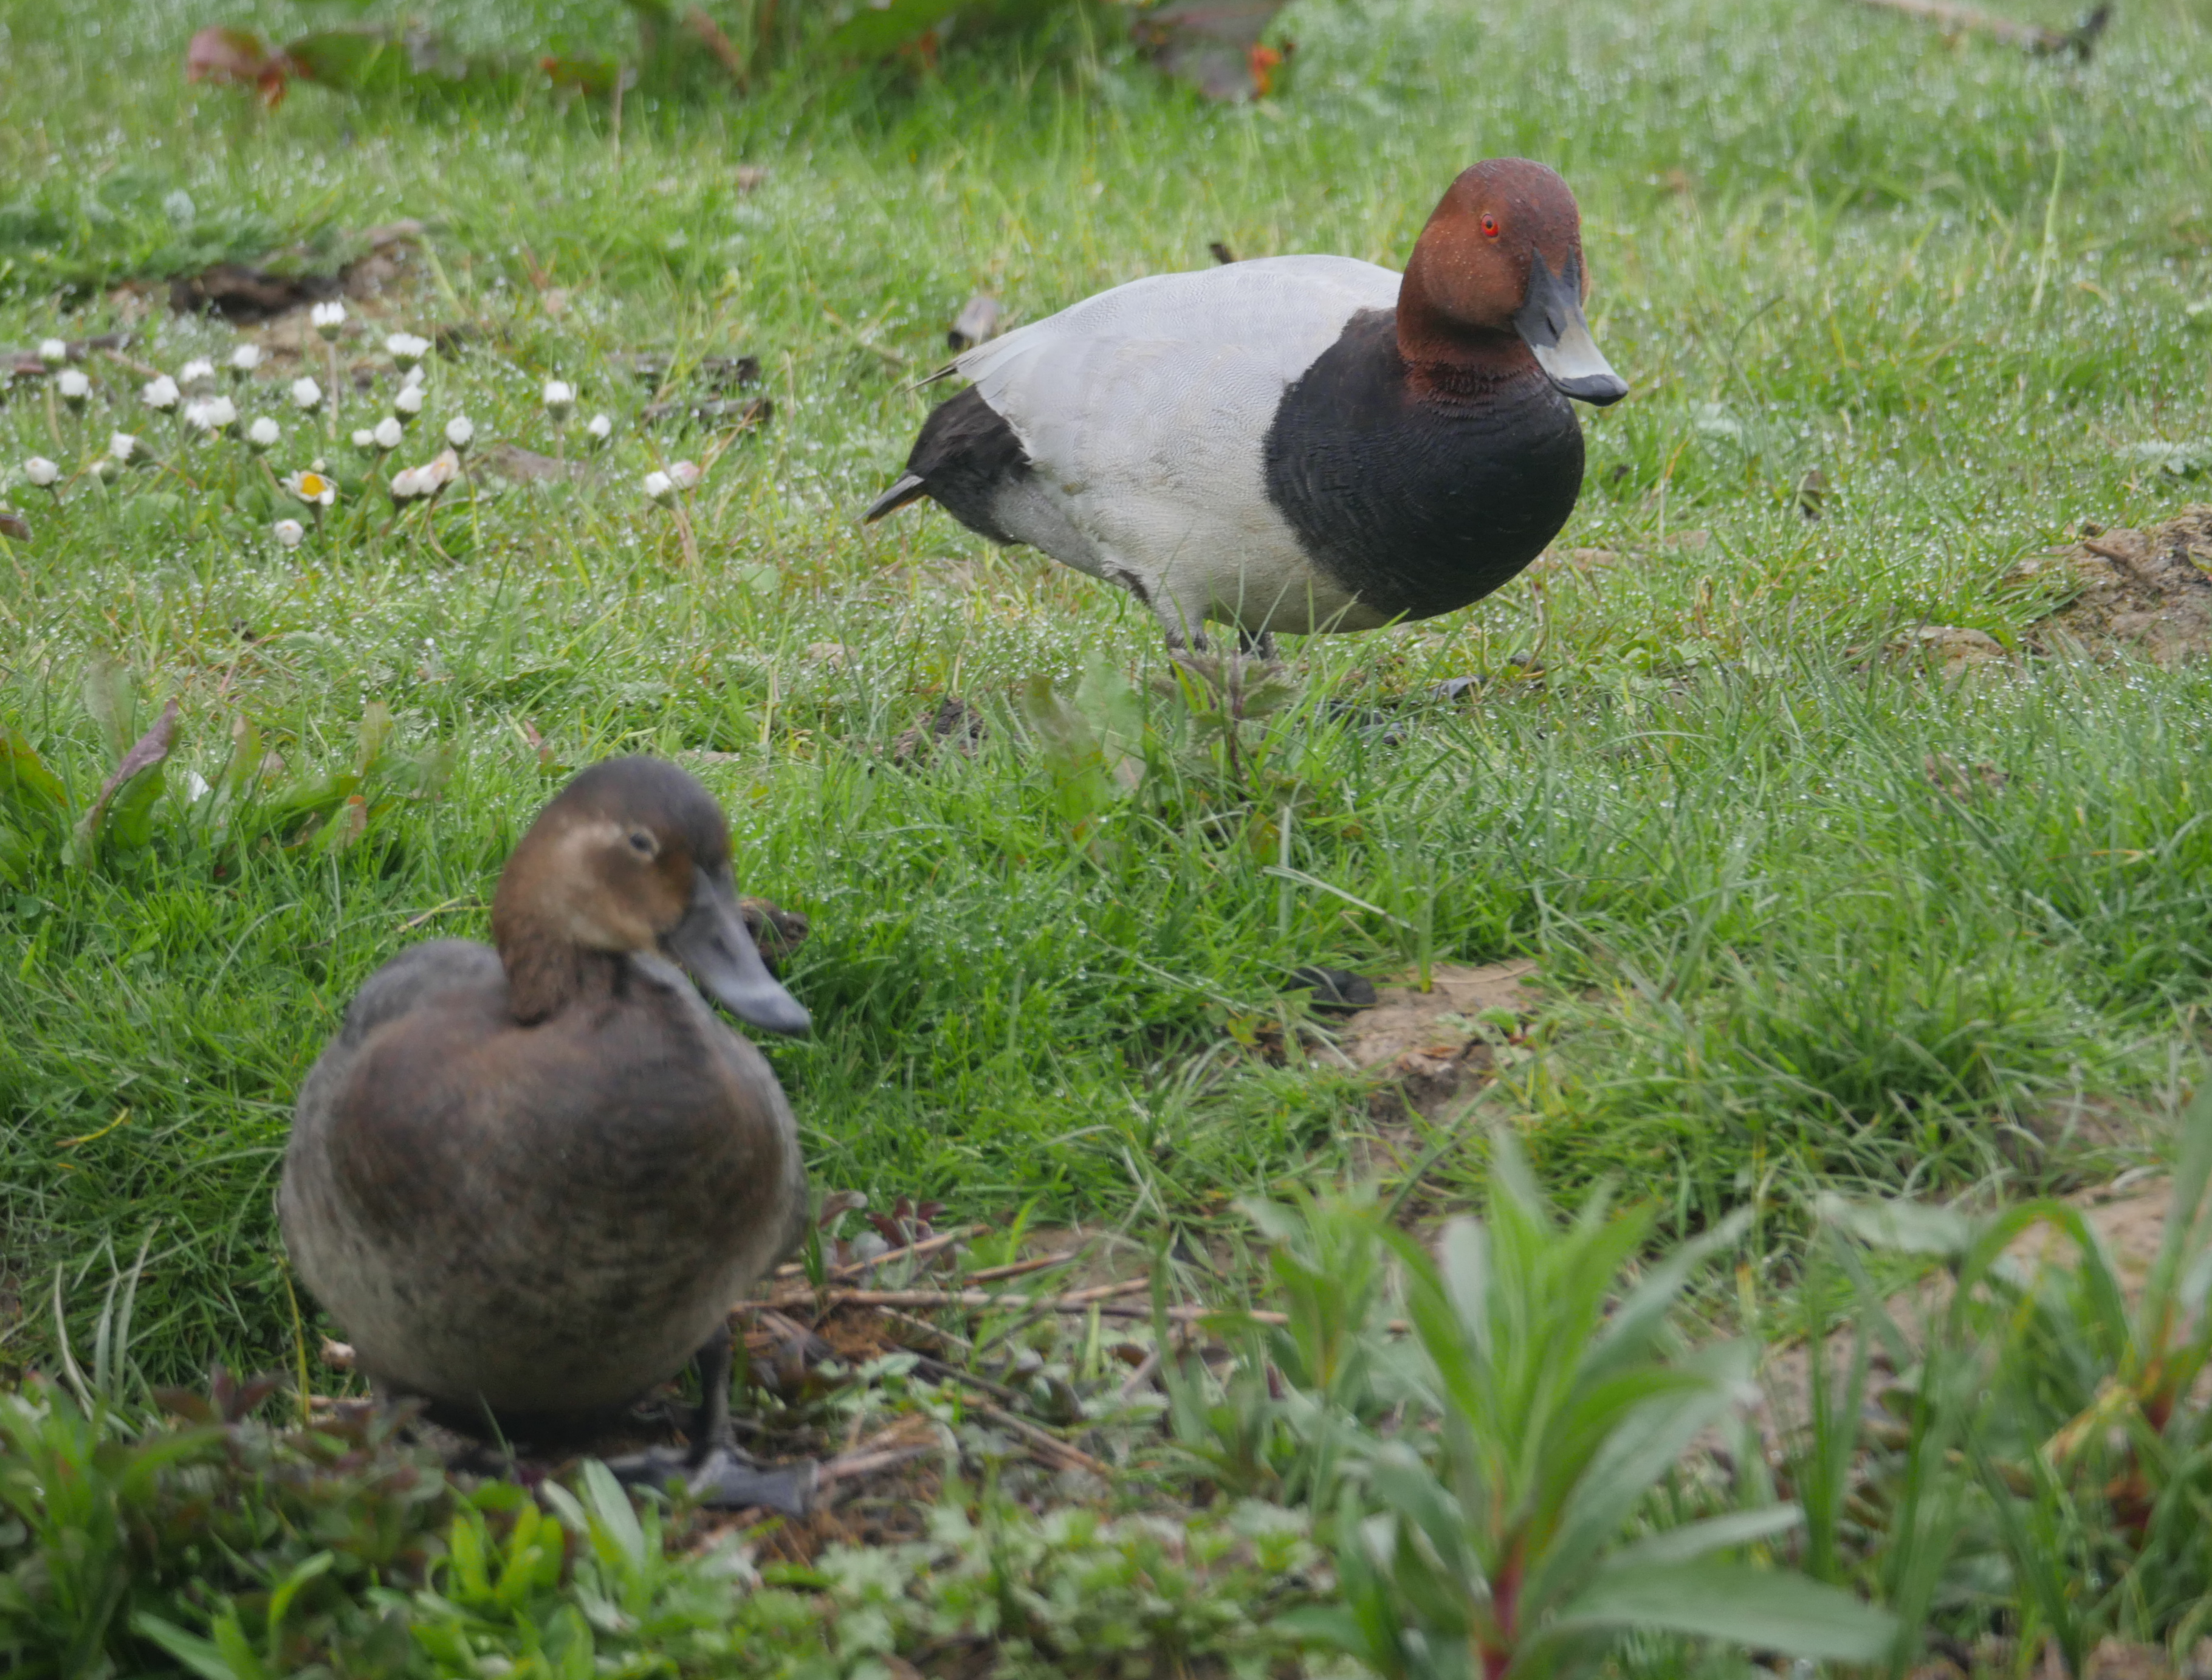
[865,159,1627,654]
[281,757,813,1509]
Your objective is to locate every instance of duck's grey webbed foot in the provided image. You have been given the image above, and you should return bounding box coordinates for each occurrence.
[605,1324,817,1515]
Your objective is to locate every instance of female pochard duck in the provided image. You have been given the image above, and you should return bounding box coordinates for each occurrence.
[865,158,1626,655]
[281,757,813,1509]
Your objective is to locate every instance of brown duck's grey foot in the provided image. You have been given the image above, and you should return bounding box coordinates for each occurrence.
[603,1324,817,1515]
[603,1442,817,1514]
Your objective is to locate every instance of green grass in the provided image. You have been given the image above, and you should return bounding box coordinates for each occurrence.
[4,0,2212,1387]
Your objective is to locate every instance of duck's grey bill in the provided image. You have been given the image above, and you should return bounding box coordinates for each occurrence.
[666,867,811,1035]
[1513,254,1629,408]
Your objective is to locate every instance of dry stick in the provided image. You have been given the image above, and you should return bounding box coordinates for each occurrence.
[769,1224,977,1281]
[968,1401,1110,1477]
[734,1278,1153,1316]
[1844,0,2109,54]
[681,5,749,86]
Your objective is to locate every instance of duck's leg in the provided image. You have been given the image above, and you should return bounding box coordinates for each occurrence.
[1237,627,1280,662]
[605,1324,816,1515]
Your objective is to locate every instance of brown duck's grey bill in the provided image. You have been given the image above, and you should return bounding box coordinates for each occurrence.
[665,867,811,1035]
[1513,253,1629,407]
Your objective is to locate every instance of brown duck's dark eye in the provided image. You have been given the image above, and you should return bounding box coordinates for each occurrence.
[627,830,658,858]
[1480,213,1500,238]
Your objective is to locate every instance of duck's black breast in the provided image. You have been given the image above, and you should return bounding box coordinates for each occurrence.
[1262,309,1586,624]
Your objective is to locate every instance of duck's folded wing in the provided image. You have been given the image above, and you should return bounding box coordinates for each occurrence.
[950,257,1403,564]
[334,940,505,1050]
[952,255,1401,413]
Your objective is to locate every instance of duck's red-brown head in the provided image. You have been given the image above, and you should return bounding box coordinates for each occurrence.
[1398,159,1627,406]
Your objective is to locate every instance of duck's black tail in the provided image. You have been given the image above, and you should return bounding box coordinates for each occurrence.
[862,474,927,523]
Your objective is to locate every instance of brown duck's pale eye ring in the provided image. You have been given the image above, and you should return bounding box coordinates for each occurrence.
[1479,213,1499,238]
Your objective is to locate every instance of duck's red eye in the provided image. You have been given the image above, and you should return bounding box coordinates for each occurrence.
[1480,213,1500,238]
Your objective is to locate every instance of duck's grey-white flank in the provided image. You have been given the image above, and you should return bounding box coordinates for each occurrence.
[280,757,814,1509]
[865,158,1627,653]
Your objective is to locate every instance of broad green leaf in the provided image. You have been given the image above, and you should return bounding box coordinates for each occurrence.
[826,0,967,60]
[1815,1190,1974,1256]
[0,728,69,833]
[1587,1206,1749,1379]
[1551,1557,1895,1661]
[1604,1503,1804,1568]
[80,655,136,762]
[131,1611,248,1680]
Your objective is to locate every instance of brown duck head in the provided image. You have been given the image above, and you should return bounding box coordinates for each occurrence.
[490,757,810,1036]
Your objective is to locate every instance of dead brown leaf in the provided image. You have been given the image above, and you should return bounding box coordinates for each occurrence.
[2009,506,2212,664]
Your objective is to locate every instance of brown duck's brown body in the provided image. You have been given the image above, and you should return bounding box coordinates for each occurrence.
[280,758,810,1431]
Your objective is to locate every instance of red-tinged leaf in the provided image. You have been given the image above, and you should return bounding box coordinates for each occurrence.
[185,26,270,85]
[69,698,177,864]
[184,27,293,106]
[1130,0,1293,100]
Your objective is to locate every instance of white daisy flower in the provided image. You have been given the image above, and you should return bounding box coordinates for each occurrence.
[542,379,575,416]
[230,344,265,375]
[444,415,474,452]
[351,428,378,451]
[283,469,337,508]
[248,416,281,451]
[372,416,403,451]
[393,385,424,419]
[273,518,306,549]
[585,412,613,444]
[56,369,90,407]
[667,459,702,491]
[178,357,216,388]
[385,332,431,368]
[401,363,427,390]
[108,432,138,463]
[24,457,60,487]
[643,469,674,501]
[289,376,324,412]
[142,375,181,411]
[311,300,347,340]
[389,467,424,501]
[37,339,67,368]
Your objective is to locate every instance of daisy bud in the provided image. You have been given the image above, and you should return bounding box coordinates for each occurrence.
[585,412,613,445]
[289,376,324,412]
[142,375,180,411]
[542,379,575,416]
[184,395,238,433]
[351,429,378,451]
[385,332,430,368]
[311,300,347,340]
[56,369,90,407]
[643,469,674,502]
[667,459,702,491]
[444,415,475,453]
[393,384,424,419]
[389,467,424,502]
[108,432,138,464]
[417,448,460,495]
[24,456,60,487]
[401,363,427,390]
[273,517,306,549]
[230,343,265,376]
[248,416,281,451]
[37,338,67,369]
[373,416,404,452]
[178,357,216,388]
